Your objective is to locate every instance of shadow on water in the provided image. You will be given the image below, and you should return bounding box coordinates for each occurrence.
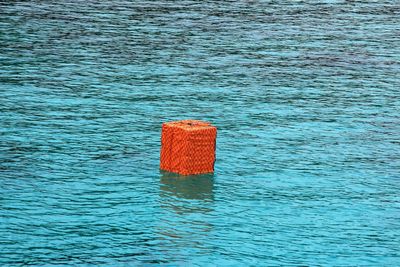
[159,170,214,202]
[159,170,215,215]
[157,171,215,256]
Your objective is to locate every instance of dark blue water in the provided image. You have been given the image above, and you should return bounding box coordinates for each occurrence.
[1,1,400,266]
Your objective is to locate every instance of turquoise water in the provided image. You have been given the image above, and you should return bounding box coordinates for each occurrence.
[1,1,400,266]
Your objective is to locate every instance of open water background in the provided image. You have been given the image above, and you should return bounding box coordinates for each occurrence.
[1,1,400,266]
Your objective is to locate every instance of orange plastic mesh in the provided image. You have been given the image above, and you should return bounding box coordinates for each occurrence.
[160,120,217,176]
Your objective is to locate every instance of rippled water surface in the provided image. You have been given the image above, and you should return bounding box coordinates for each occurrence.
[1,1,400,266]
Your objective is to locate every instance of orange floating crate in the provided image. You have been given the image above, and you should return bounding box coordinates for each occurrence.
[160,120,217,176]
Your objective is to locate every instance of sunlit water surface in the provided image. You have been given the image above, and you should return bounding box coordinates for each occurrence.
[1,1,400,266]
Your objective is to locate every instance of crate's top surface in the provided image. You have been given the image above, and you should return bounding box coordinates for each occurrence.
[163,120,216,131]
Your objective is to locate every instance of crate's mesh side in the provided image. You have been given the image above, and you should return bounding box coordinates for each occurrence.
[160,120,217,175]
